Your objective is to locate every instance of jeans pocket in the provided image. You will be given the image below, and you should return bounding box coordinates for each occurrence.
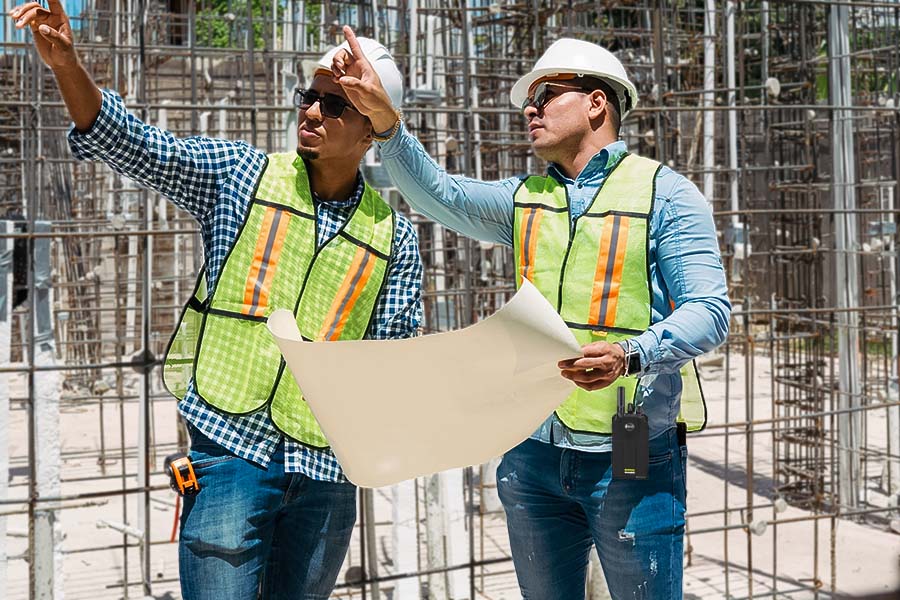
[188,439,239,474]
[189,453,237,472]
[648,450,673,466]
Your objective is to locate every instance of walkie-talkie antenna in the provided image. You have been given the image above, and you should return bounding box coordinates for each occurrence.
[617,386,625,416]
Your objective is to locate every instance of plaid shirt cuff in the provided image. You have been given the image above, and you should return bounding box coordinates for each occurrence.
[67,89,127,161]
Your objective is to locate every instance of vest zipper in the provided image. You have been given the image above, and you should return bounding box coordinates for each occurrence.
[556,221,576,311]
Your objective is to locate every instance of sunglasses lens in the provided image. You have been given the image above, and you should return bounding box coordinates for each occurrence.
[294,89,354,118]
[294,89,316,109]
[533,83,549,110]
[321,96,345,119]
[523,83,550,112]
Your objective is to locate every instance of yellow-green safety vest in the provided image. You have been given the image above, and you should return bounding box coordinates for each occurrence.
[163,152,395,447]
[513,153,707,435]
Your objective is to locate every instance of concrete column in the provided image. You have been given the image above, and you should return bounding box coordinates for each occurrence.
[441,469,468,599]
[391,480,419,599]
[32,221,64,600]
[0,220,13,599]
[424,473,448,599]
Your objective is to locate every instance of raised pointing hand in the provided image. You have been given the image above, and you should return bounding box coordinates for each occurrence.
[8,0,77,71]
[331,25,399,133]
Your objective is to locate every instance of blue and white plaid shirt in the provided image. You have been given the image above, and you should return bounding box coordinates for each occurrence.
[69,90,423,482]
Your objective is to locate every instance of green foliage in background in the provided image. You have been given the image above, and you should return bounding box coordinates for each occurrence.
[196,0,284,49]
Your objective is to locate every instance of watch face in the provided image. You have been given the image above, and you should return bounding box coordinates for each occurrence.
[628,351,641,375]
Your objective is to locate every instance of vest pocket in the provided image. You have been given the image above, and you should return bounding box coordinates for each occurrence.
[193,303,282,415]
[163,300,203,400]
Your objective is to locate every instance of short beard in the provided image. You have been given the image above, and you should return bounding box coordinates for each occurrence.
[297,147,320,161]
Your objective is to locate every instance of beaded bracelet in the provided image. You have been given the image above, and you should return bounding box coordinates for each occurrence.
[373,113,403,142]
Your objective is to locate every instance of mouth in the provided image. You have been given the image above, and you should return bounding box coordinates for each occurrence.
[299,127,322,142]
[528,124,543,139]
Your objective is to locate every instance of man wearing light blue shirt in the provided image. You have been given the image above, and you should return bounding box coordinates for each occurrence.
[334,27,730,599]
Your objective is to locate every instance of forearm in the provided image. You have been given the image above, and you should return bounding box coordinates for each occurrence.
[53,62,102,132]
[378,123,517,246]
[630,173,732,375]
[630,297,731,375]
[68,89,259,220]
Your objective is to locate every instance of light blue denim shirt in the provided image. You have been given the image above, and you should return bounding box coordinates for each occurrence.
[379,124,731,451]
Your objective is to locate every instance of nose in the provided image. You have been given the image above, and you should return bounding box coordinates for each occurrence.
[304,98,323,122]
[523,104,539,120]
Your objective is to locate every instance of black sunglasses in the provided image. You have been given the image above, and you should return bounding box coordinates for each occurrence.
[293,88,360,119]
[521,82,591,113]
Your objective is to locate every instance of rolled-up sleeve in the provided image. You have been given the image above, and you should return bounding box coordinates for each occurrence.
[68,89,256,223]
[629,174,732,375]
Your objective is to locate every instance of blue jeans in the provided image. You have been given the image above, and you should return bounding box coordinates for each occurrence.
[497,428,687,600]
[179,426,357,600]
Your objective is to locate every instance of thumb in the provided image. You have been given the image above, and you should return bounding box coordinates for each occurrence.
[338,76,363,89]
[37,24,72,50]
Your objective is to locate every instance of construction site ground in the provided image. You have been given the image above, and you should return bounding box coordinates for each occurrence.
[4,353,899,599]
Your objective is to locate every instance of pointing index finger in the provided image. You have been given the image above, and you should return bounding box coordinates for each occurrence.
[46,0,66,15]
[342,25,371,67]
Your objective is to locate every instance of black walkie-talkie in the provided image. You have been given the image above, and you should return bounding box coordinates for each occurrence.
[612,386,649,480]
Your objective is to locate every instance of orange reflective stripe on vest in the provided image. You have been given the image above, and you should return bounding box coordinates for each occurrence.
[319,246,379,341]
[518,206,544,283]
[588,214,631,327]
[242,206,291,317]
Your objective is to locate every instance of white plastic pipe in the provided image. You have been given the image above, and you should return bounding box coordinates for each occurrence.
[0,220,12,599]
[702,0,715,203]
[425,15,435,90]
[828,2,862,510]
[408,0,418,91]
[725,0,739,225]
[424,473,448,599]
[441,469,468,598]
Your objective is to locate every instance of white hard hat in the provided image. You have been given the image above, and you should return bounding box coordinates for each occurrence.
[317,37,404,109]
[510,38,638,118]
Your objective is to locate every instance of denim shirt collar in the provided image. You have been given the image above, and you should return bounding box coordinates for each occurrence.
[547,140,629,185]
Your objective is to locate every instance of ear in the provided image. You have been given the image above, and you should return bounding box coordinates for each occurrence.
[587,89,609,121]
[358,127,374,153]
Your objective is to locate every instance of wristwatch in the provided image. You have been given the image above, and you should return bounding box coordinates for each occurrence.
[616,340,642,377]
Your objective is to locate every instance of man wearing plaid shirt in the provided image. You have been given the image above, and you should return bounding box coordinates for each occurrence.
[11,1,422,598]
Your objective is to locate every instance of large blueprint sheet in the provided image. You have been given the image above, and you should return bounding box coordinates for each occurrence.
[267,280,581,488]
